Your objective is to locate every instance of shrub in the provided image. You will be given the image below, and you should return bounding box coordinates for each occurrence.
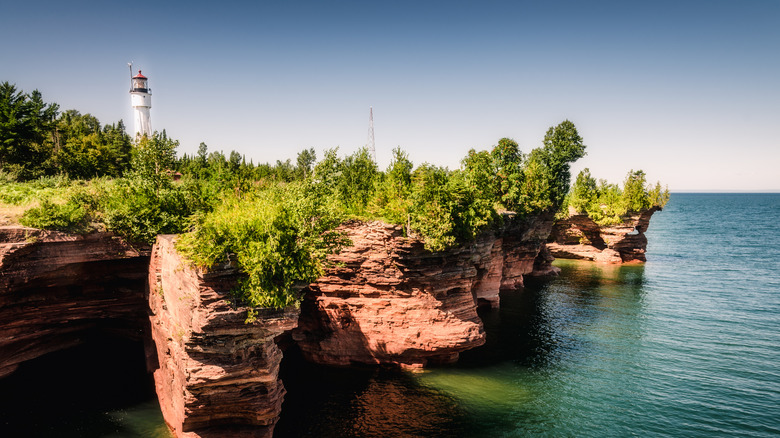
[337,147,378,215]
[408,165,499,251]
[100,177,194,244]
[20,198,90,233]
[176,182,348,310]
[370,147,414,227]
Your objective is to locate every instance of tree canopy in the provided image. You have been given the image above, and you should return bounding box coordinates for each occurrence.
[0,82,131,180]
[566,168,670,225]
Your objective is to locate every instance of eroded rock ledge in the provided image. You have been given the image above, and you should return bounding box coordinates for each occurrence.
[293,215,554,369]
[0,227,150,379]
[547,206,661,263]
[148,235,298,438]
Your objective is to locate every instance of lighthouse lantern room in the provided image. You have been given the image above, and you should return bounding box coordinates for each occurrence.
[129,68,152,139]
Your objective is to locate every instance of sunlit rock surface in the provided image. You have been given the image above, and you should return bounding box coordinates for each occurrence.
[293,215,554,369]
[148,235,298,438]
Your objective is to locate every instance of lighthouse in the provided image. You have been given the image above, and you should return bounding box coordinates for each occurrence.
[129,69,152,139]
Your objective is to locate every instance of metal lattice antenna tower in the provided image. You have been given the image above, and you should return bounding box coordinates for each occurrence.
[367,106,376,162]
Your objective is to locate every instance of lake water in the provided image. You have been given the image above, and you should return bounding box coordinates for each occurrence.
[276,193,780,437]
[2,193,778,437]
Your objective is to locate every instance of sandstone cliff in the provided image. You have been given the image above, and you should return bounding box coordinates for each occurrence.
[546,206,661,263]
[293,215,554,369]
[1,211,561,435]
[148,235,299,438]
[0,226,150,379]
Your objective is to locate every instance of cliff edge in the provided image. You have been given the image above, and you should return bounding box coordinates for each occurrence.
[293,215,554,369]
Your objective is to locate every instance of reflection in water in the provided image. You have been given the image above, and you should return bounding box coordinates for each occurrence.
[6,195,776,436]
[278,260,652,437]
[276,346,469,437]
[414,260,650,436]
[281,196,780,437]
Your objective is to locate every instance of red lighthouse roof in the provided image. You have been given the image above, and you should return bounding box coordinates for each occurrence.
[133,70,147,79]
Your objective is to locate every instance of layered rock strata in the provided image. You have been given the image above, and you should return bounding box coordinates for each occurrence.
[547,206,661,263]
[147,235,299,438]
[0,227,150,379]
[293,215,553,369]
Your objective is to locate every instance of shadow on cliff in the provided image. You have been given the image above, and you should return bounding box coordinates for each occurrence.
[294,286,386,366]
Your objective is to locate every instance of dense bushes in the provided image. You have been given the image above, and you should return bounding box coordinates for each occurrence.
[10,118,588,309]
[5,102,672,312]
[566,168,670,225]
[171,120,586,307]
[13,133,203,242]
[19,197,90,233]
[176,182,348,310]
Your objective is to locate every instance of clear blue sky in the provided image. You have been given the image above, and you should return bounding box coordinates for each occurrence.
[3,0,778,191]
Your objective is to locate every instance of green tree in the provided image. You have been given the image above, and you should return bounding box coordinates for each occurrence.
[409,164,456,250]
[565,169,671,225]
[491,138,524,210]
[228,150,242,174]
[103,120,132,175]
[52,111,131,178]
[372,147,413,225]
[312,147,341,190]
[337,147,377,214]
[622,169,651,213]
[648,181,671,208]
[296,148,316,179]
[534,120,586,209]
[462,149,498,203]
[0,82,59,179]
[569,168,598,213]
[516,155,553,214]
[197,142,208,163]
[131,131,178,191]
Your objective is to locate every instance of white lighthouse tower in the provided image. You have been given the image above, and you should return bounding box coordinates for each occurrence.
[129,68,152,139]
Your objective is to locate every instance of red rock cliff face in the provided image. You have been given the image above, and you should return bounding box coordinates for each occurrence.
[0,227,150,379]
[293,215,554,369]
[148,235,299,438]
[547,206,661,263]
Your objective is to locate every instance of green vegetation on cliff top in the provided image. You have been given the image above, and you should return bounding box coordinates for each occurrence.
[565,168,670,225]
[1,81,660,311]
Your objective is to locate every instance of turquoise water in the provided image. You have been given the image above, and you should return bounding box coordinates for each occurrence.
[2,194,778,437]
[277,193,780,437]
